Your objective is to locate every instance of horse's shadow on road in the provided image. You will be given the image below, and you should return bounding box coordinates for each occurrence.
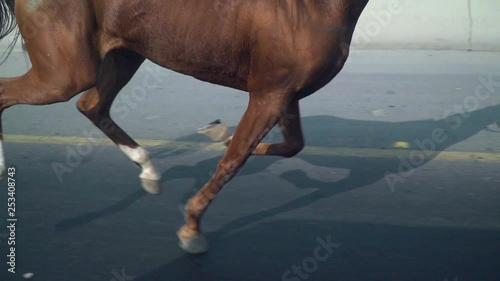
[56,104,499,234]
[55,103,500,280]
[155,103,500,238]
[134,104,500,281]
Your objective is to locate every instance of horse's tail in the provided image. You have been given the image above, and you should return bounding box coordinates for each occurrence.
[0,0,16,40]
[0,0,19,64]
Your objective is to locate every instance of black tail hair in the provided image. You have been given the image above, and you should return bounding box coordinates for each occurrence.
[0,0,19,64]
[0,0,16,40]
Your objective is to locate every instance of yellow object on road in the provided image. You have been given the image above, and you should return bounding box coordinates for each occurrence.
[393,141,410,149]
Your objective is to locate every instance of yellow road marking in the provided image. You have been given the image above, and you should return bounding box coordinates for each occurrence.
[4,134,500,163]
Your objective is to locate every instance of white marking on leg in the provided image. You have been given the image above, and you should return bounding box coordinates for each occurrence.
[0,140,5,179]
[118,145,160,181]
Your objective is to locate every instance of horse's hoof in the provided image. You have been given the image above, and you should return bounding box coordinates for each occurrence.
[141,178,161,195]
[177,230,209,254]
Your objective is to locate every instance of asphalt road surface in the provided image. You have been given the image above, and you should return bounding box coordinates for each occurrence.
[0,50,499,281]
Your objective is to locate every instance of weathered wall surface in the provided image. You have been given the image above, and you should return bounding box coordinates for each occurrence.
[353,0,500,51]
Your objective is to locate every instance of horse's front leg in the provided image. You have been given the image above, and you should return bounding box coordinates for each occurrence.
[178,91,290,254]
[76,49,161,194]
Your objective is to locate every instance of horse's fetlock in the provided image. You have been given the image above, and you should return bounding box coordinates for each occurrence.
[119,145,150,164]
[186,198,205,216]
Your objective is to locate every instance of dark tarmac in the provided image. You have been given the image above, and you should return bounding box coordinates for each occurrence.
[0,50,499,281]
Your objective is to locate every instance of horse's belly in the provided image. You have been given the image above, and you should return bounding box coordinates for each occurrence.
[106,0,252,91]
[141,45,251,92]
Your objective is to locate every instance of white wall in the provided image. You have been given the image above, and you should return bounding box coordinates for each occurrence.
[470,0,500,50]
[353,0,500,51]
[1,0,500,52]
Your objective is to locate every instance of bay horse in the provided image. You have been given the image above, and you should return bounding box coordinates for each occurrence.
[0,0,369,254]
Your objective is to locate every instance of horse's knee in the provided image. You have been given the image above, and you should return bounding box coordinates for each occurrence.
[185,198,205,217]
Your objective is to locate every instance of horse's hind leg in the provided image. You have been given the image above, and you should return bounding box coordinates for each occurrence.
[76,49,161,195]
[0,1,97,107]
[252,100,304,157]
[0,2,98,178]
[177,92,290,254]
[224,100,305,157]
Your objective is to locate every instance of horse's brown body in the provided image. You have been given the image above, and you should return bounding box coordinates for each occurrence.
[0,0,369,253]
[92,0,362,94]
